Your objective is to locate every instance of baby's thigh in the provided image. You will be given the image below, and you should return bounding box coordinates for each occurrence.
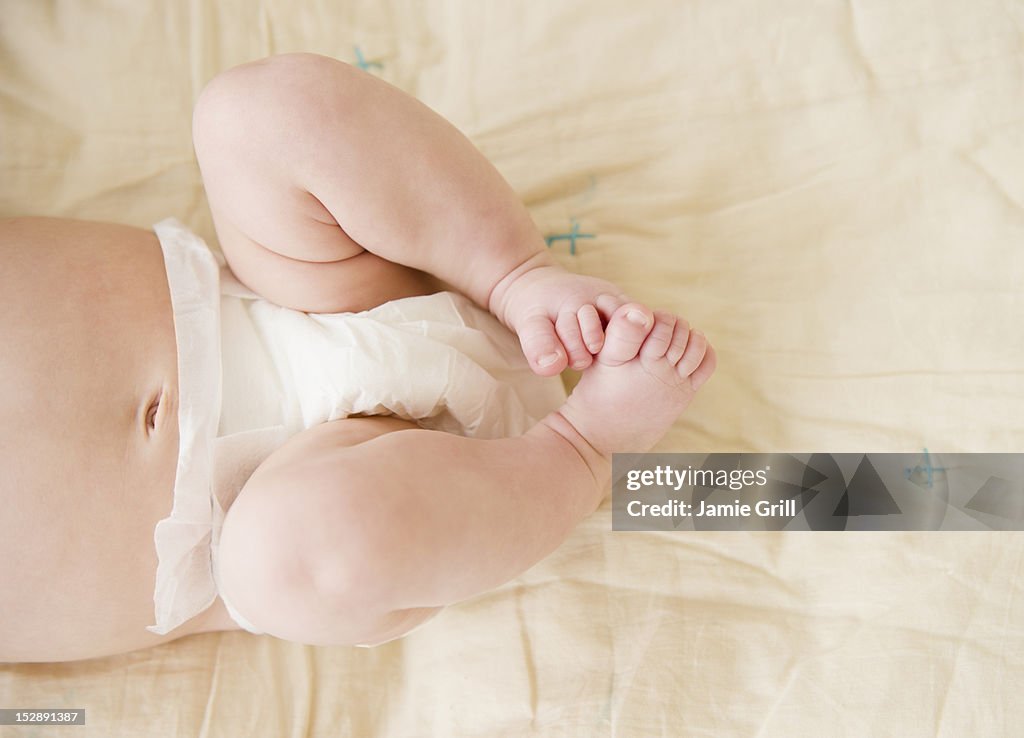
[247,415,418,479]
[215,415,427,645]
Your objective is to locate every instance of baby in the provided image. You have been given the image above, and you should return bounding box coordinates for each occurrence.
[0,53,715,663]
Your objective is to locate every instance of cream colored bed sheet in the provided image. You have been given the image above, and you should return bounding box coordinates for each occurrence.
[2,0,1023,735]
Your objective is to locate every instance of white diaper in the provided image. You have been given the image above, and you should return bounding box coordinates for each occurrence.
[147,218,566,636]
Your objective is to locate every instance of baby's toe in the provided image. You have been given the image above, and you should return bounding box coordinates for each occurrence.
[556,310,593,370]
[595,293,627,323]
[664,319,691,365]
[639,311,677,360]
[577,304,605,354]
[675,329,708,378]
[518,313,567,376]
[598,303,654,366]
[689,344,717,390]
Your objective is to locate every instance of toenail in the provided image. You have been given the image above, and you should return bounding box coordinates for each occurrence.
[538,352,561,367]
[626,310,650,327]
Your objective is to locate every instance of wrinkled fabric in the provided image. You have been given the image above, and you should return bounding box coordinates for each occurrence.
[2,0,1023,735]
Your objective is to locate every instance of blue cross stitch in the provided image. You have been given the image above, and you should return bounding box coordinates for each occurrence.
[545,219,596,255]
[904,448,947,488]
[354,46,383,72]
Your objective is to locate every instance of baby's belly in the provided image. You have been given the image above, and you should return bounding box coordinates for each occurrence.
[0,219,188,660]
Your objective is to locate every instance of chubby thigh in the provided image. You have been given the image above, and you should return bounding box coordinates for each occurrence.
[0,218,231,662]
[214,415,439,647]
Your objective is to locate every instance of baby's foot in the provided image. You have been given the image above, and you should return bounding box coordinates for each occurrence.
[489,260,630,376]
[553,304,717,456]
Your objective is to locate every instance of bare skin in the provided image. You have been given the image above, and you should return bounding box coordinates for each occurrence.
[0,217,227,662]
[0,54,715,662]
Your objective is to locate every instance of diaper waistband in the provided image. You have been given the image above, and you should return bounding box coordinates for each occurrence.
[147,218,223,635]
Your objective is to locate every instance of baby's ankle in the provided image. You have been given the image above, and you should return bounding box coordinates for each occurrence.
[486,251,561,329]
[536,410,612,486]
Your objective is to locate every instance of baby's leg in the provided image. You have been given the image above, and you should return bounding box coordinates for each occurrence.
[216,305,715,646]
[193,53,618,375]
[216,415,603,645]
[194,52,548,316]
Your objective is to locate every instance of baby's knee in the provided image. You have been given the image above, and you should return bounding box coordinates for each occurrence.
[194,53,356,146]
[215,459,413,645]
